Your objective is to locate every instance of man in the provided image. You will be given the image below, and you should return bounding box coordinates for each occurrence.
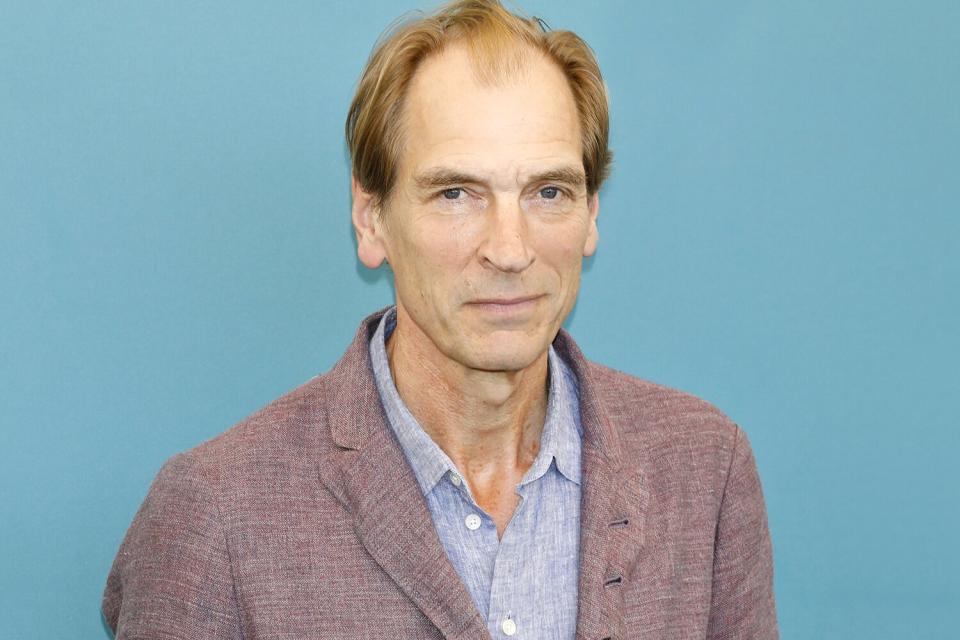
[103,1,778,638]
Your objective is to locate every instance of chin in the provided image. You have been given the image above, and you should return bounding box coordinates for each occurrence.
[461,335,550,373]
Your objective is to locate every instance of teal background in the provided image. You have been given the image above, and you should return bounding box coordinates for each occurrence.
[1,1,957,637]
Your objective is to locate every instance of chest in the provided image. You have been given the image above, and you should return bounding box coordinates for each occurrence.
[427,470,582,639]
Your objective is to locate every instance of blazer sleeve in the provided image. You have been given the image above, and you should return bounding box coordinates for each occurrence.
[102,452,243,639]
[705,425,779,639]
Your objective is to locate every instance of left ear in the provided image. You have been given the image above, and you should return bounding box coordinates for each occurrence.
[583,192,600,257]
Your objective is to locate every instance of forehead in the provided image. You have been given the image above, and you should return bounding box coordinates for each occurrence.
[400,44,582,181]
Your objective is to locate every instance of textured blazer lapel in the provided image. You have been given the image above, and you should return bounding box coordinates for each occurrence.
[576,444,620,639]
[318,311,491,640]
[554,331,651,640]
[575,446,650,640]
[341,431,490,639]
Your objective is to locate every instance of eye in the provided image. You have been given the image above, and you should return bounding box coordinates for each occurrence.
[441,188,463,200]
[539,186,560,199]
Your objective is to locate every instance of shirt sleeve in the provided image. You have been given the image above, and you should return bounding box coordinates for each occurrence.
[102,452,244,639]
[705,425,779,639]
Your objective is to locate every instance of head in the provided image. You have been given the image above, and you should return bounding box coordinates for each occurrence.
[347,0,612,374]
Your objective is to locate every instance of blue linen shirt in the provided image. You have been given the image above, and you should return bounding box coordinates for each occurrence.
[369,308,583,639]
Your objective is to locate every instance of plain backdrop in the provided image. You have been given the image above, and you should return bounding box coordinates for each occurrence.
[1,1,957,638]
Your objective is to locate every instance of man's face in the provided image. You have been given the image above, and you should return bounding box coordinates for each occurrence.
[354,44,599,373]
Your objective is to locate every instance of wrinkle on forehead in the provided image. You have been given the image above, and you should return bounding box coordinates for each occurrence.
[413,161,586,192]
[407,145,584,195]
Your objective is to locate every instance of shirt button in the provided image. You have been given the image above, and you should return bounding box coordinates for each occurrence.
[449,471,462,487]
[501,617,517,636]
[464,514,481,530]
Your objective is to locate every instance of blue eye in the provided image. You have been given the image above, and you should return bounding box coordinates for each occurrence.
[441,188,463,200]
[540,186,559,199]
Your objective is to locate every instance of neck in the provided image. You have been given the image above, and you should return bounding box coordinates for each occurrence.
[385,307,549,484]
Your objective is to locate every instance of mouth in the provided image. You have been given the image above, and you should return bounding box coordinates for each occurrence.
[466,295,544,313]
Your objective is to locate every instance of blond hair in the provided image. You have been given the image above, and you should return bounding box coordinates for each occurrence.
[345,0,612,204]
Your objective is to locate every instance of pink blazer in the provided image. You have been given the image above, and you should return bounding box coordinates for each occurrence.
[103,309,778,639]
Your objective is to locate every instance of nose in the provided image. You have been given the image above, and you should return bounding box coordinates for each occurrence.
[477,198,535,273]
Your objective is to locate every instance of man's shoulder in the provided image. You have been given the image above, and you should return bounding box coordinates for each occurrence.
[152,311,381,493]
[164,372,338,490]
[585,360,736,425]
[582,359,742,465]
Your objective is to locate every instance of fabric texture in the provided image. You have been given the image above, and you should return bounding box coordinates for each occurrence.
[103,308,779,639]
[369,307,582,638]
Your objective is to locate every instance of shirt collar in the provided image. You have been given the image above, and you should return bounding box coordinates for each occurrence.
[523,343,582,487]
[368,307,582,497]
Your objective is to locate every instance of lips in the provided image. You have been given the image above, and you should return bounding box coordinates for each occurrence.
[464,295,545,320]
[468,294,543,306]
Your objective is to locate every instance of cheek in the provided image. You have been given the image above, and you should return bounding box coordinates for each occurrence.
[395,220,477,296]
[534,226,589,275]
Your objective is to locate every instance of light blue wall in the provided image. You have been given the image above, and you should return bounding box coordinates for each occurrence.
[1,1,957,637]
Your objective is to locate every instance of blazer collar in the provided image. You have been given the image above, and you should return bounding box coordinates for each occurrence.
[323,308,389,451]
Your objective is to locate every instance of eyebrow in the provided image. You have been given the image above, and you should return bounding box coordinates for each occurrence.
[413,169,482,191]
[527,167,587,189]
[412,165,587,192]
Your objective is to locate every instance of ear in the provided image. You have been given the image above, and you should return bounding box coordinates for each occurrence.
[583,192,600,257]
[351,175,388,269]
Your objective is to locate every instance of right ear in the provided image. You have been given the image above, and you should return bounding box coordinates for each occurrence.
[351,175,388,268]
